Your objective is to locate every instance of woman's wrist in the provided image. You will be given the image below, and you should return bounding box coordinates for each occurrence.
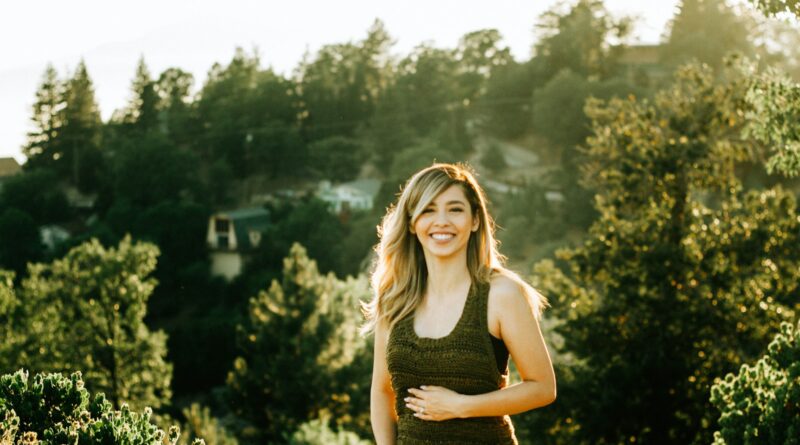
[456,394,473,418]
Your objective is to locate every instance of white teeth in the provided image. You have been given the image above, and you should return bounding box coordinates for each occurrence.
[431,233,455,240]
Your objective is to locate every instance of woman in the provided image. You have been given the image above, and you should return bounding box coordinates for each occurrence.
[362,162,557,444]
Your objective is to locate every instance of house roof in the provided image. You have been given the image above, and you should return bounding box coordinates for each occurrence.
[216,207,270,250]
[0,157,21,178]
[341,178,381,198]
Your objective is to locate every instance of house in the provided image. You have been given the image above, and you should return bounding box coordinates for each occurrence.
[316,178,382,214]
[207,207,270,281]
[0,157,21,192]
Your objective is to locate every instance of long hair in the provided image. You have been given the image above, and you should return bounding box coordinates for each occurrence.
[360,162,548,335]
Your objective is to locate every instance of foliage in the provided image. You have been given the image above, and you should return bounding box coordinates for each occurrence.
[527,61,800,444]
[11,236,172,412]
[178,403,237,445]
[225,243,370,444]
[0,169,71,225]
[749,0,800,16]
[306,136,365,182]
[710,319,800,444]
[534,0,632,81]
[286,414,370,445]
[0,209,42,276]
[0,369,189,445]
[743,67,800,177]
[661,0,754,71]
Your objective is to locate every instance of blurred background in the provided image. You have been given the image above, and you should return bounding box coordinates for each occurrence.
[1,0,799,444]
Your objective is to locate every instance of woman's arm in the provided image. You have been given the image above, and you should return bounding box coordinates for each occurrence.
[406,277,556,420]
[370,318,398,444]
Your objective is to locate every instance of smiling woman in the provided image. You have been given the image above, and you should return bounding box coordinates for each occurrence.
[361,162,557,445]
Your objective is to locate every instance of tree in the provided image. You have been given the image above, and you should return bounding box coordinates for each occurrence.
[15,236,172,412]
[534,0,632,81]
[306,136,365,182]
[23,64,65,170]
[710,320,800,444]
[57,60,104,191]
[661,0,755,71]
[750,0,800,16]
[155,67,197,146]
[119,56,160,134]
[0,209,42,276]
[0,369,189,445]
[0,169,71,225]
[225,243,369,444]
[527,62,800,444]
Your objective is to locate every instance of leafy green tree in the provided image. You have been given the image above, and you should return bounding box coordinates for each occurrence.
[197,48,300,177]
[534,0,632,81]
[743,67,800,177]
[710,320,800,444]
[0,169,71,225]
[16,236,172,412]
[479,59,543,139]
[23,65,65,170]
[298,20,394,142]
[287,414,371,445]
[0,209,42,276]
[307,136,365,182]
[527,62,800,444]
[0,369,188,445]
[178,403,238,445]
[225,243,369,444]
[750,0,800,15]
[155,67,197,146]
[661,0,754,71]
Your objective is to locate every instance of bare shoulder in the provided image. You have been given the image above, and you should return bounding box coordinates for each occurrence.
[487,273,532,338]
[488,273,527,310]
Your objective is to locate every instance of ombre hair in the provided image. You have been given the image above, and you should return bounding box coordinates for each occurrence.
[360,162,548,336]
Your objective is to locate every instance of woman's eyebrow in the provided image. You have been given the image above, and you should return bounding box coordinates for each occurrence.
[427,200,466,207]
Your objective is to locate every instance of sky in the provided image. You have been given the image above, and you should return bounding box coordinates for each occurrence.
[0,0,683,163]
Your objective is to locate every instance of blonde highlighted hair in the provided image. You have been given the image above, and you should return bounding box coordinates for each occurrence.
[360,162,548,335]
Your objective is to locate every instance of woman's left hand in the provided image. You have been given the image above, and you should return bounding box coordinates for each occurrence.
[404,385,466,421]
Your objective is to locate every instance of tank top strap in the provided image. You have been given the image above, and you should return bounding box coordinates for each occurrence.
[461,279,490,330]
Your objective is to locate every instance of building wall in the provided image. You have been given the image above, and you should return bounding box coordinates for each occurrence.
[210,251,243,281]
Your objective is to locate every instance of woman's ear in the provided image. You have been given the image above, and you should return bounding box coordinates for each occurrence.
[472,216,480,232]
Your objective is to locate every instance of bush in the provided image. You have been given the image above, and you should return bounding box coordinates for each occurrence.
[0,369,196,445]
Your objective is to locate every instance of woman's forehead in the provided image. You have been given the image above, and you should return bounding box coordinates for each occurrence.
[429,184,468,204]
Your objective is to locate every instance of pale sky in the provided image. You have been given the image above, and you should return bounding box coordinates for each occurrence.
[0,0,682,163]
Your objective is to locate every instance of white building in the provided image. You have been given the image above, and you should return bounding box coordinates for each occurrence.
[207,207,270,281]
[316,178,381,214]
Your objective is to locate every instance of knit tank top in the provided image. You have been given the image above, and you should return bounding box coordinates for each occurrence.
[386,279,518,445]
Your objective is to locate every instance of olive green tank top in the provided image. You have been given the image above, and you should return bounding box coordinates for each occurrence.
[386,279,518,445]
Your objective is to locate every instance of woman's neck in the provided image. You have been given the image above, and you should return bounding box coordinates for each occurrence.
[423,250,471,301]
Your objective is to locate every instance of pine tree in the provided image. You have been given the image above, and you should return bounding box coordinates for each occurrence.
[57,60,103,190]
[225,243,369,444]
[125,56,160,133]
[23,64,65,170]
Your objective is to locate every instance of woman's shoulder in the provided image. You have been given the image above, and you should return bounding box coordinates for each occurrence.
[487,270,528,309]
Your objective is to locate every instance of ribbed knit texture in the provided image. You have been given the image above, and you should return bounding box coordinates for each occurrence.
[387,279,518,445]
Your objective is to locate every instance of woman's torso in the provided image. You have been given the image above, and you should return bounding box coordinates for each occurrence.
[386,279,518,445]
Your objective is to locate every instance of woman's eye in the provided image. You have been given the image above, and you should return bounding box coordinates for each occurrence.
[450,208,463,212]
[422,209,433,213]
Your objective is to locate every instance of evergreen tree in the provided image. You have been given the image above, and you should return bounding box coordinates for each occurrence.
[23,64,65,170]
[14,236,172,412]
[57,60,104,191]
[123,56,160,134]
[661,0,754,71]
[225,243,369,444]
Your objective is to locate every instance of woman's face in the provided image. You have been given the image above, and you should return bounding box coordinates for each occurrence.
[412,184,479,261]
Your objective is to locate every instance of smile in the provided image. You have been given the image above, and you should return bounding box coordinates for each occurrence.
[431,233,455,240]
